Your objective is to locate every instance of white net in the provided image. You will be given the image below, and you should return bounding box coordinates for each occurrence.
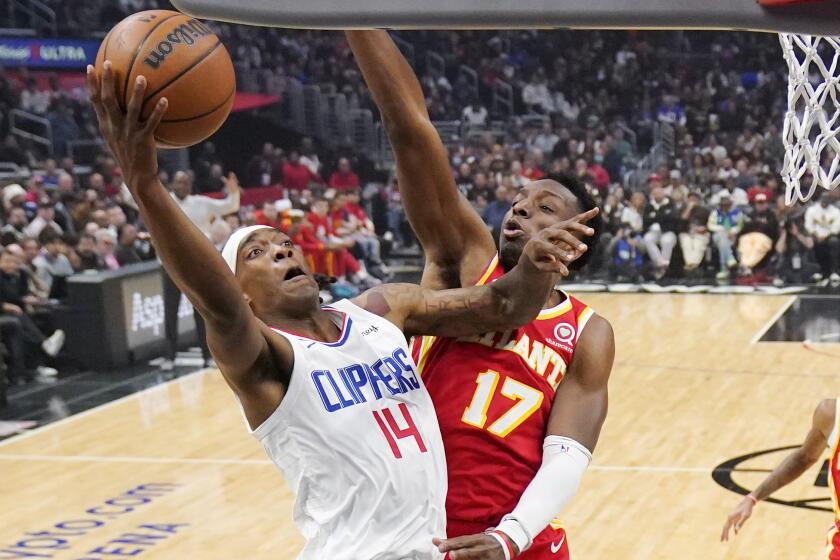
[779,33,840,205]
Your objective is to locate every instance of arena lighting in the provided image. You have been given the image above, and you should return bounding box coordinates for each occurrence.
[171,0,840,34]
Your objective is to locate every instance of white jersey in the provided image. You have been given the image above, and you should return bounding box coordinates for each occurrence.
[250,299,447,560]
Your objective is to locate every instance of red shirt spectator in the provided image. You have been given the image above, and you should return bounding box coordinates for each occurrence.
[282,151,323,191]
[747,184,774,203]
[254,200,289,228]
[328,158,360,191]
[306,201,336,241]
[588,163,611,190]
[521,165,545,182]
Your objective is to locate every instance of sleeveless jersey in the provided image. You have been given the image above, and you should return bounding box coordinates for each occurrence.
[251,299,447,560]
[411,255,595,535]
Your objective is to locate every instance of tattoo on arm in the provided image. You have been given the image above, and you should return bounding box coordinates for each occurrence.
[361,290,393,317]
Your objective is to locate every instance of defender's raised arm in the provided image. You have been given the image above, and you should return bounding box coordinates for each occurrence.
[346,30,497,289]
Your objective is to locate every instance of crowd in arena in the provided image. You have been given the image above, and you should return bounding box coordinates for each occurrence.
[0,18,839,395]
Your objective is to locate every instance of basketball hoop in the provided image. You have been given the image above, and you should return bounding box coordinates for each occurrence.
[778,33,840,205]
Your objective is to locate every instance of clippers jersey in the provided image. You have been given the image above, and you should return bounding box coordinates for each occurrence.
[251,299,446,560]
[826,399,840,558]
[411,255,595,547]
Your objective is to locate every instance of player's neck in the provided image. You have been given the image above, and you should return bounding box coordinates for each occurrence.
[544,288,564,309]
[270,307,343,343]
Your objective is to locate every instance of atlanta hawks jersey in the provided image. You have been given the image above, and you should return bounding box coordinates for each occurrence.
[826,399,840,557]
[251,299,447,560]
[411,255,595,540]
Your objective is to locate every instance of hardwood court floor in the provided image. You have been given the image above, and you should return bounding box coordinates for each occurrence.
[1,293,838,559]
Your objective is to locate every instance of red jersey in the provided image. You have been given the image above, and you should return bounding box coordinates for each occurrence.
[328,170,360,191]
[412,255,595,537]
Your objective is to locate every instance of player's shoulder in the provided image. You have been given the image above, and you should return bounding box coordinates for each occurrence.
[815,398,838,428]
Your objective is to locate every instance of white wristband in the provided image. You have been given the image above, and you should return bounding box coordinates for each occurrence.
[484,529,514,560]
[495,515,532,553]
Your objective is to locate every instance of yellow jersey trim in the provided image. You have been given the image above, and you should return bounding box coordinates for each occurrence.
[476,255,500,287]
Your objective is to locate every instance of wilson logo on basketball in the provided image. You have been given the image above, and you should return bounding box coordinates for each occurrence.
[143,19,213,69]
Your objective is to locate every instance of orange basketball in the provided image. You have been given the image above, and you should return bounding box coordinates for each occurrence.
[95,10,235,149]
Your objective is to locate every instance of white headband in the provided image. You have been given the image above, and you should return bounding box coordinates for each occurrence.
[221,225,273,275]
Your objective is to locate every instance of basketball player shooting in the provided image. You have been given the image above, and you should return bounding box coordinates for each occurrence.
[348,30,615,560]
[85,61,598,559]
[721,399,840,554]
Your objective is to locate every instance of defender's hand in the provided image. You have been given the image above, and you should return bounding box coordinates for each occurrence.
[433,533,518,560]
[86,62,168,187]
[721,496,755,542]
[520,207,599,276]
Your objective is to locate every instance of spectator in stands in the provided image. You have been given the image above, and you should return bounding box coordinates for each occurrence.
[73,234,104,272]
[96,229,120,270]
[657,95,687,127]
[776,216,820,284]
[711,176,750,208]
[462,99,489,126]
[47,101,80,158]
[643,184,678,278]
[114,224,142,266]
[299,137,322,176]
[32,230,73,296]
[678,191,711,274]
[20,78,49,115]
[619,191,647,235]
[17,239,49,299]
[106,204,127,236]
[245,142,282,187]
[209,220,232,251]
[528,122,560,154]
[193,142,223,193]
[307,197,376,289]
[483,184,515,245]
[737,193,779,282]
[521,70,553,113]
[610,223,645,282]
[804,192,840,283]
[0,206,29,246]
[255,199,286,229]
[328,158,361,191]
[151,170,241,371]
[708,193,745,280]
[282,150,323,191]
[24,202,63,239]
[0,248,64,379]
[2,183,27,216]
[341,189,388,277]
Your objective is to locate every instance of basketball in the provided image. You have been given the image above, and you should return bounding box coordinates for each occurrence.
[94,10,235,148]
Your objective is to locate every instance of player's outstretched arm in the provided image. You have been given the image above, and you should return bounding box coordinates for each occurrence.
[87,63,291,426]
[721,398,835,542]
[346,30,496,290]
[353,209,597,338]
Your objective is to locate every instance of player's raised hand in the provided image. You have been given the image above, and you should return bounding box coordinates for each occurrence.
[520,207,599,276]
[433,533,516,560]
[86,62,168,187]
[222,171,241,195]
[720,495,756,542]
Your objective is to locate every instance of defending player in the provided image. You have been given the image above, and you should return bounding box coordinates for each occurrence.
[721,399,840,555]
[348,30,615,559]
[86,61,596,559]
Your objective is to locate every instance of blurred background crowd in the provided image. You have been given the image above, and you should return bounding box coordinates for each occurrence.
[0,0,838,393]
